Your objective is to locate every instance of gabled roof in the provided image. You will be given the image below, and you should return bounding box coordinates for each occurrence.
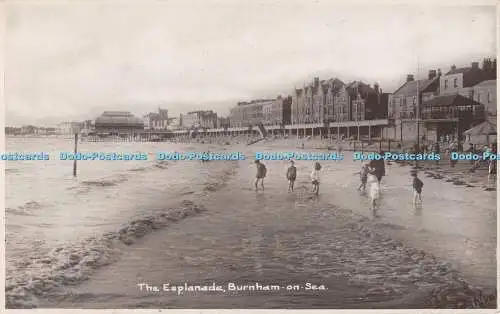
[392,76,439,96]
[464,120,497,135]
[422,94,483,107]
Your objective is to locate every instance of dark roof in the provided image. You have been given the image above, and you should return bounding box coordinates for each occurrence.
[445,67,470,75]
[346,81,378,99]
[422,94,483,108]
[392,76,439,96]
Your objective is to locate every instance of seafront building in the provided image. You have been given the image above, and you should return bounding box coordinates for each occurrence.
[143,108,169,130]
[180,110,218,129]
[473,79,497,117]
[71,56,496,144]
[229,99,273,127]
[94,111,144,133]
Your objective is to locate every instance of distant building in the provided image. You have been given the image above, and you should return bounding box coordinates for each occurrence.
[292,77,346,124]
[180,110,217,129]
[80,120,94,134]
[143,108,169,130]
[473,79,497,117]
[216,116,230,128]
[229,99,271,127]
[439,62,488,98]
[346,81,389,121]
[420,94,485,142]
[263,95,292,126]
[199,110,218,129]
[94,111,144,132]
[58,121,83,135]
[389,70,440,120]
[166,116,181,130]
[261,99,277,126]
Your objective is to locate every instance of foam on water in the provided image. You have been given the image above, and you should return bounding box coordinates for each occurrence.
[5,200,209,308]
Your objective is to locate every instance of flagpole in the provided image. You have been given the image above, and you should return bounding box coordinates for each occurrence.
[416,55,420,168]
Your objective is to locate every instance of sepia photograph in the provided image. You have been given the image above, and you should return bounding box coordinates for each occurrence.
[3,0,498,310]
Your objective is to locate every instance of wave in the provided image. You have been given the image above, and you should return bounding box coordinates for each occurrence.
[6,201,43,216]
[322,206,496,309]
[5,200,206,309]
[203,167,237,192]
[81,174,128,187]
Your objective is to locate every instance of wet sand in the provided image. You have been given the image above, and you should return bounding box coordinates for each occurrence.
[34,143,497,309]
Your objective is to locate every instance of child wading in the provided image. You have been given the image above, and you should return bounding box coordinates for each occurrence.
[286,160,297,192]
[411,171,423,205]
[368,172,380,210]
[358,162,369,191]
[254,160,267,191]
[310,162,321,195]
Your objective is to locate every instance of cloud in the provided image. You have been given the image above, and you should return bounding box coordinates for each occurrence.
[4,2,496,125]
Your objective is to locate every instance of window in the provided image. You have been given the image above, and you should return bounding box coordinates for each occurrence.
[413,96,416,105]
[488,92,492,103]
[453,78,458,88]
[469,89,474,100]
[444,80,448,89]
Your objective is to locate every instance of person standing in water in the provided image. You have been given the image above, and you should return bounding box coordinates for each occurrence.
[411,171,424,205]
[358,162,369,191]
[369,151,386,184]
[286,160,297,192]
[310,162,321,196]
[254,159,267,191]
[367,170,380,210]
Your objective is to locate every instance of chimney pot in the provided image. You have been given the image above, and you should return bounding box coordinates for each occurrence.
[451,64,457,71]
[406,74,414,82]
[428,69,437,80]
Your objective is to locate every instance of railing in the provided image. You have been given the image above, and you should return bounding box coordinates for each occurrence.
[420,109,485,121]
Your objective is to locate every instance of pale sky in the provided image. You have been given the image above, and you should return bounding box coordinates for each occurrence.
[4,1,497,126]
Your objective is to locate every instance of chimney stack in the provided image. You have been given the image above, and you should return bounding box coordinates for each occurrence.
[437,68,442,77]
[451,64,457,71]
[471,62,479,69]
[314,77,320,87]
[428,69,437,80]
[406,74,414,82]
[373,82,380,93]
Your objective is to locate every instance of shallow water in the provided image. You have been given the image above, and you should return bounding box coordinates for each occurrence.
[5,138,497,308]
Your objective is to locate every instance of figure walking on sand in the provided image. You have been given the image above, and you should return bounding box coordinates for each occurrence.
[358,162,369,191]
[254,159,267,191]
[411,171,424,206]
[310,162,322,196]
[286,160,297,192]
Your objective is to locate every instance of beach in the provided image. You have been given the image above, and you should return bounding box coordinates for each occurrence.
[5,137,497,309]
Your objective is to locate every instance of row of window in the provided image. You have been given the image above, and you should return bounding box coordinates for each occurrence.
[443,78,459,90]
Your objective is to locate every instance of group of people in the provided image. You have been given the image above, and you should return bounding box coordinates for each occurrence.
[253,159,322,196]
[357,152,423,209]
[253,150,424,210]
